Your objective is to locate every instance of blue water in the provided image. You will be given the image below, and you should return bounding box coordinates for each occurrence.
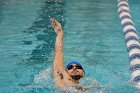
[0,0,140,93]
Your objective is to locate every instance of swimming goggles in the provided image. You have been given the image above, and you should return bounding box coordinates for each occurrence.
[67,65,83,70]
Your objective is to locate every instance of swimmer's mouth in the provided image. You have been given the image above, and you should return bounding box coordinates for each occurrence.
[72,70,79,74]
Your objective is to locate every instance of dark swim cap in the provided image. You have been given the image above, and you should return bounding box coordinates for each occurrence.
[66,61,85,73]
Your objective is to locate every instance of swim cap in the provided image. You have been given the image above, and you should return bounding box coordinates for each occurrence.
[66,61,85,73]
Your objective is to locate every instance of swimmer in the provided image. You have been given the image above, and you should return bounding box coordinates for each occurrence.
[50,18,98,90]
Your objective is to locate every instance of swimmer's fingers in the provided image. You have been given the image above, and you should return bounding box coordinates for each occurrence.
[50,18,62,33]
[50,18,57,27]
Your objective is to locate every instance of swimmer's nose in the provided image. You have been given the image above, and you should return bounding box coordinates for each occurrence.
[73,67,77,70]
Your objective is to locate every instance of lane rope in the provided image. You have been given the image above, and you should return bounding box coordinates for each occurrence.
[118,0,140,91]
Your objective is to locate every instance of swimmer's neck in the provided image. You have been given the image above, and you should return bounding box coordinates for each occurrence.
[69,77,80,84]
[70,75,82,84]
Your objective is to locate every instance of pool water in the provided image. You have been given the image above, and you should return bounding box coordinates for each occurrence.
[0,0,140,93]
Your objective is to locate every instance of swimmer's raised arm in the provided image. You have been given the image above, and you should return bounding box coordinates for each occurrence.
[50,18,65,79]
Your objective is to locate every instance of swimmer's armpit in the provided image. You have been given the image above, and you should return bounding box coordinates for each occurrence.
[56,71,63,79]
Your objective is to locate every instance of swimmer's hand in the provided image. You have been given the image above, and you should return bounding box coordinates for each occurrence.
[50,18,63,35]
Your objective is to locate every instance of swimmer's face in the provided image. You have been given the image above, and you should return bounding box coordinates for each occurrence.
[66,64,84,78]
